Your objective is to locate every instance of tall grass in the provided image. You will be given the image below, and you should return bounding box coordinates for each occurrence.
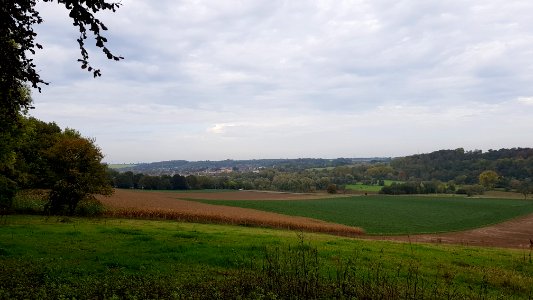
[250,236,504,299]
[2,236,526,299]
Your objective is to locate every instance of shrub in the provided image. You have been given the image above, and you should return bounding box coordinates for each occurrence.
[12,189,47,214]
[74,197,106,217]
[326,184,337,194]
[456,184,485,196]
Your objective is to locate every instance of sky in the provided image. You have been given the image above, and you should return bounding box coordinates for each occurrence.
[30,0,533,163]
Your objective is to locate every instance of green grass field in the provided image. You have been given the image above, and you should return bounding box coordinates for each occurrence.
[107,163,137,169]
[1,216,532,298]
[346,180,400,192]
[195,195,533,234]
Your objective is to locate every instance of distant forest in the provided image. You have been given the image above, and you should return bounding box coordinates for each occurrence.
[108,148,533,197]
[117,157,390,174]
[392,148,532,183]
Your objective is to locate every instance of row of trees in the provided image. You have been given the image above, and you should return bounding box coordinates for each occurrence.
[108,156,533,198]
[108,169,353,193]
[379,170,533,198]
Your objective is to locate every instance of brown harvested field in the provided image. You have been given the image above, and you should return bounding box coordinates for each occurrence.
[98,189,364,236]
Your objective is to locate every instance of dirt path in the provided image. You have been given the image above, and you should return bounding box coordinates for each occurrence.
[98,189,364,236]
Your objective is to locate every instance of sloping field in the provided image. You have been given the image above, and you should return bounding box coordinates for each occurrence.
[363,212,533,249]
[196,195,533,235]
[98,189,364,236]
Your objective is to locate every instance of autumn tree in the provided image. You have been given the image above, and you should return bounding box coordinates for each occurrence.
[479,170,499,190]
[46,129,112,215]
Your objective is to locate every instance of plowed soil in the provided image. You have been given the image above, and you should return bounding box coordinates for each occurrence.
[99,189,533,249]
[98,189,364,236]
[362,213,533,249]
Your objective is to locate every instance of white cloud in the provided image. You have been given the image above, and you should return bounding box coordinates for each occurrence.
[208,123,236,134]
[29,0,533,162]
[517,97,533,105]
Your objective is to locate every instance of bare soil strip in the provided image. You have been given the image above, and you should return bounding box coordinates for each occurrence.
[98,189,364,236]
[362,213,533,249]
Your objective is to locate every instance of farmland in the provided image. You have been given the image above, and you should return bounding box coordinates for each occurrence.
[1,215,533,299]
[345,180,401,192]
[98,189,364,236]
[93,189,533,249]
[194,194,533,235]
[6,189,533,298]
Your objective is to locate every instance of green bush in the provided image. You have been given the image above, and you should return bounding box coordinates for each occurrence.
[74,197,105,217]
[456,184,485,196]
[326,184,337,194]
[12,189,47,214]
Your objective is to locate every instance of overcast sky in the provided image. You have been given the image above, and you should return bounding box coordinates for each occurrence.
[30,0,533,163]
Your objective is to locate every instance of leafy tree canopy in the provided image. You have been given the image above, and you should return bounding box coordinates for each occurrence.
[479,170,499,190]
[46,128,112,214]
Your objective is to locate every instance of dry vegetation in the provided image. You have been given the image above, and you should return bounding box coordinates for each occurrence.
[98,189,364,236]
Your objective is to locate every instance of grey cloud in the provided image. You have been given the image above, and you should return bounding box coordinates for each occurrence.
[30,0,533,162]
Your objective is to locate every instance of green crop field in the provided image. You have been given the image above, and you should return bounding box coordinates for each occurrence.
[195,195,533,235]
[1,216,532,299]
[346,180,401,192]
[345,183,383,192]
[107,163,137,169]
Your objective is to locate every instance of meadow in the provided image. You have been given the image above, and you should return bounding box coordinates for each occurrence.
[1,215,532,299]
[194,195,533,235]
[345,180,401,192]
[107,163,138,169]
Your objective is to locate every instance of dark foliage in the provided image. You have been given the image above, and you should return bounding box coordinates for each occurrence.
[1,0,121,212]
[391,148,533,184]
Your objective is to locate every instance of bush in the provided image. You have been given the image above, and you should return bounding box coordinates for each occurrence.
[456,184,485,196]
[11,189,47,214]
[74,197,106,217]
[326,184,337,194]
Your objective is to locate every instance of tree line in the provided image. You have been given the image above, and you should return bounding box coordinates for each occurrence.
[383,148,533,197]
[391,148,532,183]
[107,164,382,193]
[108,148,533,198]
